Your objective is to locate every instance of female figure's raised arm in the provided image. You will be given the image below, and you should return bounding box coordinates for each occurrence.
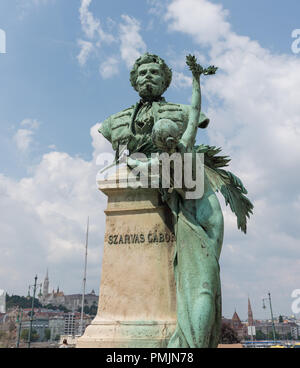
[178,55,217,153]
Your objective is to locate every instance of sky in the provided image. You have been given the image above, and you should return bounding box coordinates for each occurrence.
[1,0,300,320]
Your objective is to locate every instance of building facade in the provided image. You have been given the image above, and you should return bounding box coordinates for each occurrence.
[49,316,65,341]
[39,270,98,311]
[223,297,300,341]
[63,312,92,336]
[20,317,49,342]
[255,321,299,339]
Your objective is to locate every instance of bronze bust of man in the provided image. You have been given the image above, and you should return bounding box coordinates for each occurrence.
[98,53,209,157]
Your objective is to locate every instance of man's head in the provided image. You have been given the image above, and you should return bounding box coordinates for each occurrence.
[130,53,172,100]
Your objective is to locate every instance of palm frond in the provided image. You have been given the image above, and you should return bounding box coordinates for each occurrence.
[199,145,254,234]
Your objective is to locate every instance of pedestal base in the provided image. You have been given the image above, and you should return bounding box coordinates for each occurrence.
[76,320,176,348]
[77,167,177,348]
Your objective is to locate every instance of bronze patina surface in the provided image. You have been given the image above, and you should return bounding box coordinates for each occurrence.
[98,53,253,348]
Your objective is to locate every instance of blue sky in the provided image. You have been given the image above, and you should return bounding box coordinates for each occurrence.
[1,0,300,321]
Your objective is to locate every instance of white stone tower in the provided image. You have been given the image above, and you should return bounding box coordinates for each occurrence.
[43,269,49,299]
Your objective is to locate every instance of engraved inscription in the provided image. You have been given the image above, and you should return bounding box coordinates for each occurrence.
[107,231,176,245]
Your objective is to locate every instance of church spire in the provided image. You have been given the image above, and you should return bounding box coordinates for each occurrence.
[248,297,254,326]
[43,268,49,298]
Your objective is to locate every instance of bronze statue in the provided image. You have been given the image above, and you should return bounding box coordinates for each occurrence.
[98,53,253,347]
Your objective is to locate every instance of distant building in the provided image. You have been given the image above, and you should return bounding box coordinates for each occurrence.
[18,310,92,342]
[64,313,76,335]
[291,324,300,339]
[39,270,98,311]
[255,321,299,339]
[63,312,92,336]
[0,290,6,313]
[64,292,98,311]
[21,317,49,342]
[222,298,257,340]
[231,310,246,339]
[49,316,65,341]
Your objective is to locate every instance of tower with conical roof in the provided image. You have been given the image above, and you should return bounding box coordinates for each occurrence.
[248,297,254,326]
[43,269,49,299]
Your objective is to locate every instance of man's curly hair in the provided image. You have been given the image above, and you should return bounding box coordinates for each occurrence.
[130,53,172,94]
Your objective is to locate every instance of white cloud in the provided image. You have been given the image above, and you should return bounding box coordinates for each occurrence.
[79,0,115,42]
[77,39,94,66]
[165,0,230,48]
[77,0,116,67]
[172,71,192,89]
[99,56,120,79]
[13,119,40,153]
[147,0,166,17]
[79,0,100,39]
[119,15,147,69]
[13,129,34,153]
[90,122,114,161]
[78,0,149,78]
[79,0,100,38]
[163,0,300,317]
[76,3,147,77]
[20,118,40,130]
[0,123,112,295]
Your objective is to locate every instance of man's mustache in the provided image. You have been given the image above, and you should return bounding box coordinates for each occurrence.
[141,79,157,86]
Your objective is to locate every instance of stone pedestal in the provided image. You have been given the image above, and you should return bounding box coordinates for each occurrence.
[76,166,176,348]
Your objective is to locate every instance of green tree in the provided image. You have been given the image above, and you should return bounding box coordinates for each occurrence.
[89,304,97,316]
[220,322,240,344]
[279,315,284,323]
[256,330,267,340]
[255,330,266,340]
[57,304,70,313]
[20,329,39,342]
[77,305,97,316]
[44,303,70,313]
[44,328,51,341]
[21,329,29,341]
[6,294,42,309]
[77,305,89,314]
[45,304,58,310]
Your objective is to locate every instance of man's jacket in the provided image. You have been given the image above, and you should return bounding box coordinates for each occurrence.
[98,100,209,151]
